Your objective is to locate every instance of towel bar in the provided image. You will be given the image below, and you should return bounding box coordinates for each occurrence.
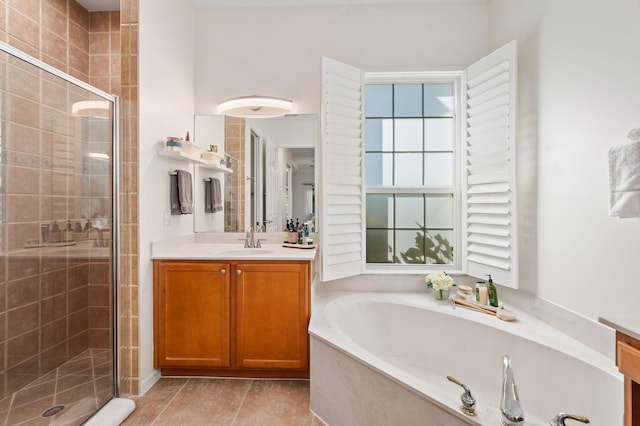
[168,171,177,176]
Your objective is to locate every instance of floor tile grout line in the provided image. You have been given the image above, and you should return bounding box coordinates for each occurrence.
[230,379,254,426]
[149,377,191,425]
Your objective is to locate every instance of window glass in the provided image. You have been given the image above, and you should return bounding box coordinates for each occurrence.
[365,84,392,117]
[396,230,425,264]
[424,230,454,265]
[424,152,453,186]
[394,153,422,185]
[365,153,393,186]
[394,84,422,117]
[365,81,457,267]
[365,119,393,152]
[394,119,423,151]
[395,195,423,228]
[425,194,453,228]
[366,194,394,228]
[424,83,454,117]
[425,118,453,151]
[366,230,394,263]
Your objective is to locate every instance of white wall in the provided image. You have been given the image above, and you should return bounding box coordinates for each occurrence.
[194,2,489,114]
[136,1,488,392]
[488,0,640,321]
[138,0,196,393]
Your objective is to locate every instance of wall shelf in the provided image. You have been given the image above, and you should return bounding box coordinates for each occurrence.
[200,163,233,174]
[157,148,207,164]
[157,147,232,173]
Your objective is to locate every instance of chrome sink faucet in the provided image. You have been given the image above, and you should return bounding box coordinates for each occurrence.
[500,355,525,426]
[245,227,254,248]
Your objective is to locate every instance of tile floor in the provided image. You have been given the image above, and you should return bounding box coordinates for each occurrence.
[0,348,114,426]
[123,378,324,425]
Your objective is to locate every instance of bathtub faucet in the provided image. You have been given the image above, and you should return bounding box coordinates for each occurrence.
[500,355,525,426]
[446,375,476,416]
[550,413,590,425]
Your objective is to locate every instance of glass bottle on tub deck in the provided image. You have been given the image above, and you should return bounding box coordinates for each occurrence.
[433,287,450,300]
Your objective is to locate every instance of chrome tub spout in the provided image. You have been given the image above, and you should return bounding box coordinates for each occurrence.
[500,355,524,426]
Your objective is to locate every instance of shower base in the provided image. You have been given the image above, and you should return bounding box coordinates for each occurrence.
[0,348,113,425]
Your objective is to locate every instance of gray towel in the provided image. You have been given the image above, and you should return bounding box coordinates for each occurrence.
[204,179,213,213]
[211,178,223,213]
[177,170,193,214]
[170,174,181,215]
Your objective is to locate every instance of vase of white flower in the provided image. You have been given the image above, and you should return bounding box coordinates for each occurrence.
[433,287,450,300]
[425,272,454,301]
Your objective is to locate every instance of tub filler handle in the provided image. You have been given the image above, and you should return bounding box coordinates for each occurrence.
[446,375,476,416]
[550,413,590,426]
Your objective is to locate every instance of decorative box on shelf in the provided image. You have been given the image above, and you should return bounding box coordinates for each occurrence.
[201,150,224,165]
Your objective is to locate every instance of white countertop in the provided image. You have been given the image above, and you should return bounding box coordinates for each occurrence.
[599,316,640,341]
[151,233,317,261]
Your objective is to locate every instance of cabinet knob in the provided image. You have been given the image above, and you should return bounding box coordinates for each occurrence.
[220,269,227,275]
[236,269,242,275]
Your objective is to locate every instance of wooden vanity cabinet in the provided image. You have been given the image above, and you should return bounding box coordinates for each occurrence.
[616,331,640,425]
[153,259,310,378]
[153,261,231,368]
[235,262,310,370]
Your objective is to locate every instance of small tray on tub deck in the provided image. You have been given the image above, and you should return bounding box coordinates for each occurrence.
[282,243,316,249]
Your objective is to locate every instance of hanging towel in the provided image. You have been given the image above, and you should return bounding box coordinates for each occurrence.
[170,174,181,215]
[177,170,193,214]
[608,132,640,218]
[204,179,213,213]
[211,177,223,213]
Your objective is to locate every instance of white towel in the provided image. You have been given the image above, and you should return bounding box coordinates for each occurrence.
[608,136,640,218]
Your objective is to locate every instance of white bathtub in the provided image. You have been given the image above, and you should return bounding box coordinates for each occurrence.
[309,291,623,425]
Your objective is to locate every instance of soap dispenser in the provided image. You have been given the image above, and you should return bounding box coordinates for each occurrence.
[486,274,499,307]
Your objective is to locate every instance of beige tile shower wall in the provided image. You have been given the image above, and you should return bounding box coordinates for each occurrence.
[119,0,139,396]
[89,11,120,95]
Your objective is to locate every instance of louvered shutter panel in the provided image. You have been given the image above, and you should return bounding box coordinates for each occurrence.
[320,57,364,281]
[464,41,519,288]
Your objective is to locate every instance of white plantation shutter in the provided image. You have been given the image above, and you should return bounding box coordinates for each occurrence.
[320,57,364,281]
[464,41,519,288]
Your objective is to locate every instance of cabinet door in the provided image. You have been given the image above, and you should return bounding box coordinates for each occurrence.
[154,261,230,368]
[235,262,310,370]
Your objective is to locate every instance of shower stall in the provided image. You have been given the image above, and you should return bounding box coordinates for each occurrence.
[0,42,119,424]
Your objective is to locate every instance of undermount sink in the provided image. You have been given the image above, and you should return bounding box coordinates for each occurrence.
[213,248,273,257]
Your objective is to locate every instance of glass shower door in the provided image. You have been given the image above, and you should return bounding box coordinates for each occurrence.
[0,43,117,425]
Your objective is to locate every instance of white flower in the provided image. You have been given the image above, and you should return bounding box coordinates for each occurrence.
[425,272,454,290]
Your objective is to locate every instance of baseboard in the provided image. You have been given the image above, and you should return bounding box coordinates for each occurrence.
[140,369,162,396]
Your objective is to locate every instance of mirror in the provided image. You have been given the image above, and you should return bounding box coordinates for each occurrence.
[193,114,317,233]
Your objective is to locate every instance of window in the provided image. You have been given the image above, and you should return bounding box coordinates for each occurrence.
[364,80,459,267]
[321,40,518,287]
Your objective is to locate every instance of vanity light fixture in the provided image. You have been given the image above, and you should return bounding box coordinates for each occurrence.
[217,95,293,118]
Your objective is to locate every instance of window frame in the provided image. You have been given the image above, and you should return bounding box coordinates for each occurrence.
[363,72,464,274]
